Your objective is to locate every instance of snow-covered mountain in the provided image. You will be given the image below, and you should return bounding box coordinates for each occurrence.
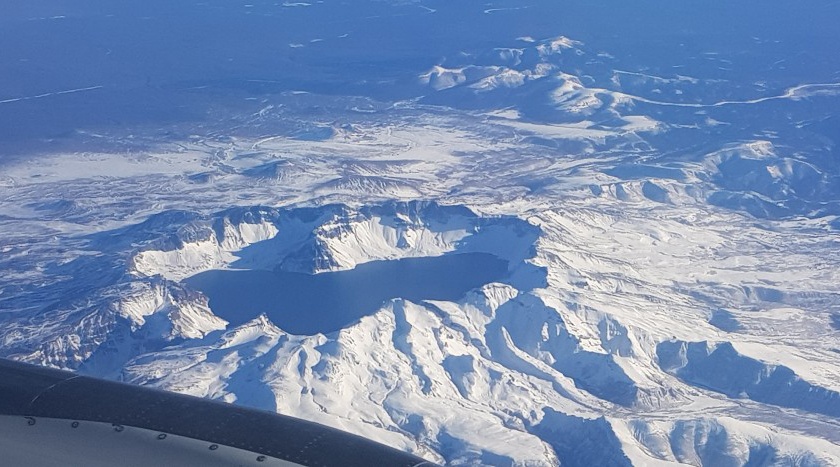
[3,197,839,465]
[2,0,840,465]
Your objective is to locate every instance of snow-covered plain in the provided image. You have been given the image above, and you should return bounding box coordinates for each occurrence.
[1,0,840,465]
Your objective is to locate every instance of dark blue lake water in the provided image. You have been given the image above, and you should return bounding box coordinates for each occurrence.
[184,252,508,335]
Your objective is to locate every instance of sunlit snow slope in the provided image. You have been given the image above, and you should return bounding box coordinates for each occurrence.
[1,0,840,465]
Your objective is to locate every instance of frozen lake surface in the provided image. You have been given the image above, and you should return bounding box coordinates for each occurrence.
[184,253,508,335]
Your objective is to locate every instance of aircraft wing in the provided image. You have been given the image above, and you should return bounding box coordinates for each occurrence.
[0,358,437,467]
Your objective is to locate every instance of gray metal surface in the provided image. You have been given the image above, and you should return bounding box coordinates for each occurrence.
[0,358,436,467]
[0,415,304,467]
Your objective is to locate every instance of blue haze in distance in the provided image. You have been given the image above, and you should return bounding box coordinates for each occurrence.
[2,0,838,158]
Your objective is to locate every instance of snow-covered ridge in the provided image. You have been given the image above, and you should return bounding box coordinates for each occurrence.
[131,201,539,280]
[3,278,225,375]
[658,340,840,418]
[4,201,543,372]
[132,212,280,281]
